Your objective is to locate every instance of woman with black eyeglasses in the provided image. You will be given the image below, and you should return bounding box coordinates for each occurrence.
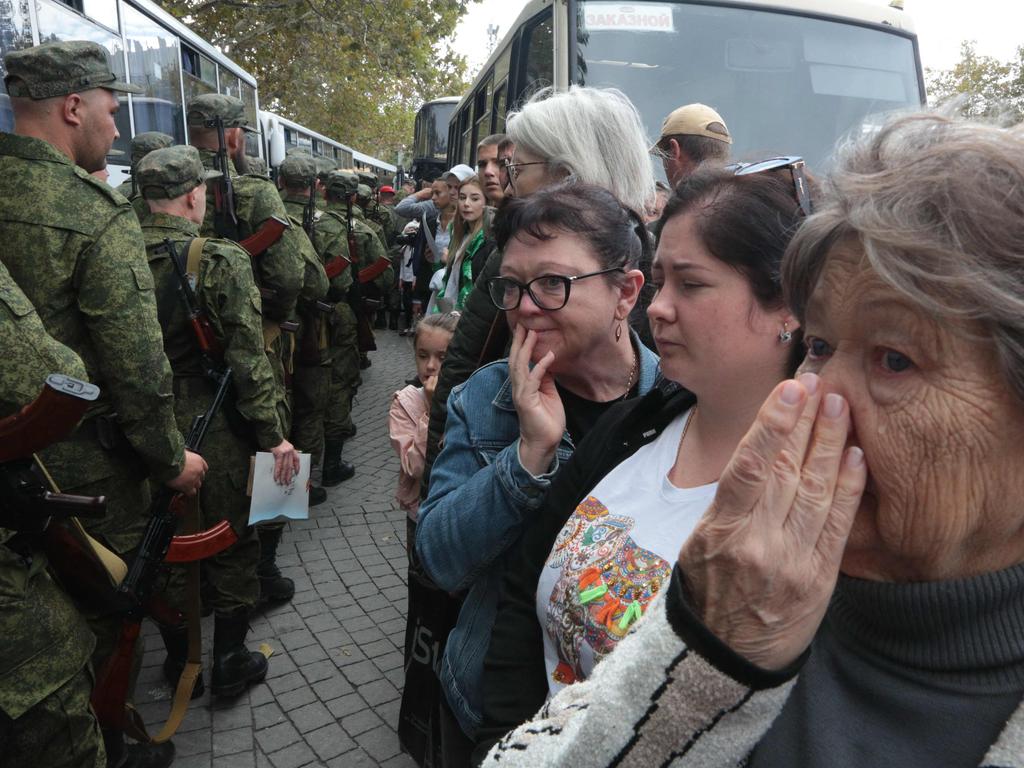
[472,161,813,762]
[414,183,660,765]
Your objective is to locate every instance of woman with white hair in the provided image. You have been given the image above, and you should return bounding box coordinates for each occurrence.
[422,85,656,498]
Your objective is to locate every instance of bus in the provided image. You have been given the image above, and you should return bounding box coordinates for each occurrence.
[0,0,395,187]
[445,0,926,175]
[0,0,264,186]
[259,110,397,185]
[410,96,460,184]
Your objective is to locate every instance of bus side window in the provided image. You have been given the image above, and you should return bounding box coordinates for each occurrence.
[518,9,554,101]
[492,83,507,133]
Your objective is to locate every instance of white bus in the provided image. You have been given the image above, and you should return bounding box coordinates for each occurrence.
[447,0,926,174]
[0,0,263,186]
[259,110,397,185]
[0,0,395,186]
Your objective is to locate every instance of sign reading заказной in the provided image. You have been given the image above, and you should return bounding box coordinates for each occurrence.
[582,3,675,32]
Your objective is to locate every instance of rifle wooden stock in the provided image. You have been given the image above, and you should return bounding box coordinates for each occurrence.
[165,519,237,562]
[324,254,351,279]
[358,255,392,284]
[0,374,98,463]
[239,216,289,257]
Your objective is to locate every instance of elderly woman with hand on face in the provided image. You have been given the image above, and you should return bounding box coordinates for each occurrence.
[482,113,1024,768]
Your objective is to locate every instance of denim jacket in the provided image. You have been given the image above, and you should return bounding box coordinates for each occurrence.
[415,334,661,736]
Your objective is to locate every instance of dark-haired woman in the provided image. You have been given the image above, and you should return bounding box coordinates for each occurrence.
[474,162,810,756]
[415,183,659,757]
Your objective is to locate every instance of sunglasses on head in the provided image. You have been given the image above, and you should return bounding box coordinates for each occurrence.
[724,155,812,216]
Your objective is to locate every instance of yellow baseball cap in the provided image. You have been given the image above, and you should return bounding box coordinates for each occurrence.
[653,103,732,150]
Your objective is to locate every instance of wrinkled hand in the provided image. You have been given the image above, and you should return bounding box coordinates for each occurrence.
[166,449,208,496]
[270,439,301,486]
[509,324,565,476]
[678,373,867,670]
[423,373,438,406]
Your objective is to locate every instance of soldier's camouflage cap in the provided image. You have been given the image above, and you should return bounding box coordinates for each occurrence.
[246,155,269,178]
[315,156,336,181]
[130,131,175,167]
[4,40,143,100]
[325,170,359,197]
[278,154,317,186]
[186,93,258,133]
[356,183,372,200]
[356,170,378,189]
[137,145,222,200]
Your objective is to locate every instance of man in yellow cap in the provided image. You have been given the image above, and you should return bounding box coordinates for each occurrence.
[652,103,732,186]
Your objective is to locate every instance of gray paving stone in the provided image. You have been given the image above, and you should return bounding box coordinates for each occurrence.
[136,333,422,766]
[341,708,385,737]
[307,722,358,761]
[213,726,254,756]
[290,700,335,734]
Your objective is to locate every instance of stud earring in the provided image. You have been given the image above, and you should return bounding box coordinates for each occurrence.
[779,322,793,344]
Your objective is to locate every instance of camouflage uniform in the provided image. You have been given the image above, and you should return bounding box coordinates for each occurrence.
[0,263,104,768]
[115,131,175,221]
[137,145,276,696]
[277,155,331,468]
[187,95,307,603]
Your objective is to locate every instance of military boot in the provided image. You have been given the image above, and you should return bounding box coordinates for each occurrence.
[158,623,204,699]
[211,607,269,697]
[103,728,175,768]
[309,484,327,506]
[374,311,387,329]
[256,524,294,604]
[321,438,355,486]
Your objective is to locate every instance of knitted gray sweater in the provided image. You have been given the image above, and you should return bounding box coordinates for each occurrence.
[482,565,1024,768]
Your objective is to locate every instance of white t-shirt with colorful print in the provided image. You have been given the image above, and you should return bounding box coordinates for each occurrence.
[536,407,716,695]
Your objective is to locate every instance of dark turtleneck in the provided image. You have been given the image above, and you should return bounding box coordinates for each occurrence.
[750,563,1024,768]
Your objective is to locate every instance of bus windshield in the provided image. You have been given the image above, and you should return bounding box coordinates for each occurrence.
[415,101,458,162]
[576,2,923,172]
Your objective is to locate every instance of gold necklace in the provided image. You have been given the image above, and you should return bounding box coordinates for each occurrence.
[621,348,639,400]
[679,405,698,448]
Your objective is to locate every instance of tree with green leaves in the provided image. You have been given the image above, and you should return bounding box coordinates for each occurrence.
[158,0,473,163]
[926,40,1024,121]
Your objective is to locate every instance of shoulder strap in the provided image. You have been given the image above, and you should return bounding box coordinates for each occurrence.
[186,237,208,280]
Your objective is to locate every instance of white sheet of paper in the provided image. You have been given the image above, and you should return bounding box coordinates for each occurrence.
[248,451,311,525]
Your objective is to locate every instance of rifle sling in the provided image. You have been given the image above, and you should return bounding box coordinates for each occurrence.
[185,238,208,283]
[130,495,203,744]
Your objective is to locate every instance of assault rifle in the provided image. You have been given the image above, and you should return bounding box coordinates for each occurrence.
[346,199,377,353]
[165,238,223,374]
[208,116,240,242]
[302,176,317,240]
[92,366,238,741]
[0,375,106,533]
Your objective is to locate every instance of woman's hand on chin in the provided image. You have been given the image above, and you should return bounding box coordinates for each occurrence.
[510,324,566,476]
[678,373,867,671]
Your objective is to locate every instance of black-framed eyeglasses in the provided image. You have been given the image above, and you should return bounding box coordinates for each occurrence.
[724,155,813,216]
[487,267,625,311]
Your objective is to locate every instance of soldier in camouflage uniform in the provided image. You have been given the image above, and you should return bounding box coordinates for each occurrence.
[185,93,305,603]
[0,263,105,768]
[115,130,174,220]
[356,178,401,330]
[0,40,208,768]
[276,154,331,505]
[137,146,302,697]
[321,170,386,482]
[333,172,390,364]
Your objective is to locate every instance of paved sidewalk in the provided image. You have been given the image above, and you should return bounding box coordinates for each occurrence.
[137,329,421,768]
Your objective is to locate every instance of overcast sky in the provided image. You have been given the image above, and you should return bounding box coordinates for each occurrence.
[451,0,1022,76]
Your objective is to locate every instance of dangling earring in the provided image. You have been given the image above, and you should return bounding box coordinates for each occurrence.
[779,322,793,344]
[615,323,623,342]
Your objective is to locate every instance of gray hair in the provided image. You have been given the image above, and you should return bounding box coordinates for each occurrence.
[505,86,655,213]
[784,112,1024,400]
